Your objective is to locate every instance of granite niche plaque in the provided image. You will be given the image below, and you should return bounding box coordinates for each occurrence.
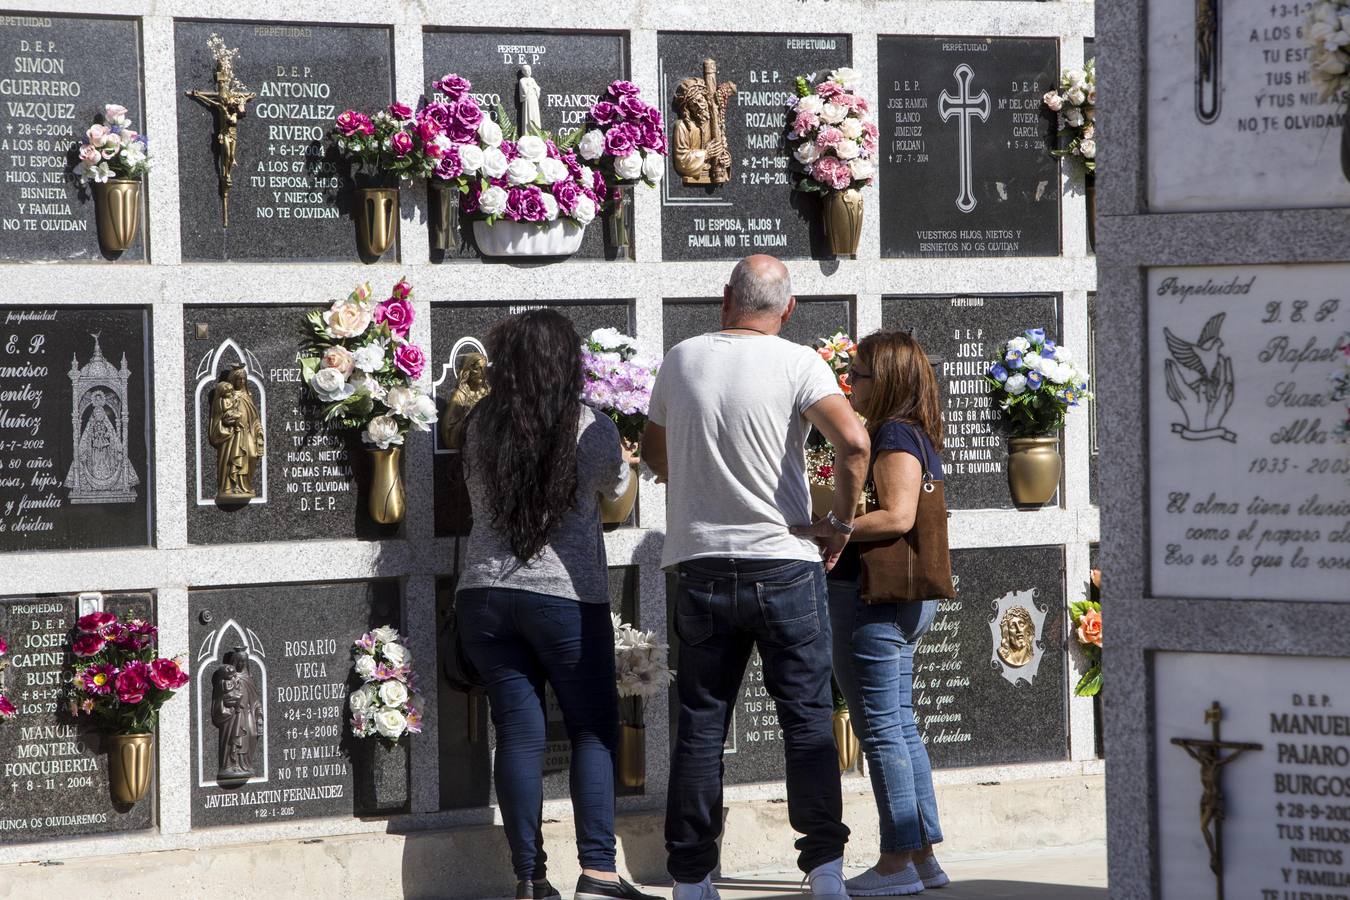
[658,32,851,261]
[174,21,395,262]
[878,36,1060,258]
[189,580,403,826]
[919,545,1068,769]
[0,14,145,262]
[0,307,152,553]
[663,296,852,351]
[183,306,381,544]
[430,300,633,536]
[422,30,628,261]
[0,592,154,843]
[882,293,1062,509]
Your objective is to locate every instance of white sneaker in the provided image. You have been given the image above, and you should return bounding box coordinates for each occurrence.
[807,858,849,899]
[913,856,950,889]
[672,875,720,900]
[843,864,925,896]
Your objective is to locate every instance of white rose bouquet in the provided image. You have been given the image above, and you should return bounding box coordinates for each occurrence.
[984,328,1093,437]
[612,615,673,728]
[1043,60,1097,174]
[1306,2,1350,102]
[349,626,423,744]
[786,68,879,195]
[76,103,151,184]
[299,278,437,448]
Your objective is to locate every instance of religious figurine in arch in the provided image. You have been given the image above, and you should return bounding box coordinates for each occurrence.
[212,647,264,783]
[440,352,490,451]
[187,34,255,227]
[66,334,139,504]
[996,605,1036,668]
[208,363,265,503]
[517,64,542,135]
[672,59,735,185]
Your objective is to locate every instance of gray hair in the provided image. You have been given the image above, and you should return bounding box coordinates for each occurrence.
[727,259,792,315]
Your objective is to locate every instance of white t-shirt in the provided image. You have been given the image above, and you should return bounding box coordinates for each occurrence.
[648,332,842,568]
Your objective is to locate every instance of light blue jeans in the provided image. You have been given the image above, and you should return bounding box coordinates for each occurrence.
[827,580,944,854]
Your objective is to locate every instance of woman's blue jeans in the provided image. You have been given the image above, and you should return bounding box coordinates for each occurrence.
[827,580,944,854]
[457,587,619,881]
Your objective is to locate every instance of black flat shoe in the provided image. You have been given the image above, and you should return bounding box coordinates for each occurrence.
[574,874,660,900]
[518,879,561,900]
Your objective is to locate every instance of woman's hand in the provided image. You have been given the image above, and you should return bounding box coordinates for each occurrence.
[621,440,641,466]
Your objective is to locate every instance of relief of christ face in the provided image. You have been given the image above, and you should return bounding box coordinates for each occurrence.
[997,606,1036,668]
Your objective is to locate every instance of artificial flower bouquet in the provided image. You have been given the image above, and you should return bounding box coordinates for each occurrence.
[76,103,151,184]
[577,80,668,189]
[580,328,660,449]
[0,634,14,720]
[1306,2,1350,103]
[984,328,1093,437]
[786,68,878,195]
[347,626,423,744]
[299,278,437,449]
[1071,570,1103,696]
[68,612,188,733]
[805,331,871,514]
[331,102,427,183]
[1043,61,1097,174]
[612,614,673,727]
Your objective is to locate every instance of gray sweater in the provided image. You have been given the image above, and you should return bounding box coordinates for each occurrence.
[458,406,629,603]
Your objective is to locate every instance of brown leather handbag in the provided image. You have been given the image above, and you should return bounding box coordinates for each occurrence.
[859,437,956,603]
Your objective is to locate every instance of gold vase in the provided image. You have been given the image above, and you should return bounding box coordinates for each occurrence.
[367,446,405,525]
[822,188,863,257]
[107,733,153,804]
[355,186,399,258]
[832,709,860,773]
[1085,173,1096,252]
[619,723,646,789]
[1007,436,1062,505]
[600,462,639,525]
[93,178,141,253]
[427,180,459,251]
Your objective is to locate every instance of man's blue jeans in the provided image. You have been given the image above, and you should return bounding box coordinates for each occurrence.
[828,580,944,853]
[666,558,849,883]
[457,587,619,881]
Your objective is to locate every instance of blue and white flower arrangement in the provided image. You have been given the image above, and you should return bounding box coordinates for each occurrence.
[985,328,1094,436]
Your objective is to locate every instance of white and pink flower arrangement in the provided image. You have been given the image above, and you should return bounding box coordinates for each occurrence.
[330,102,425,184]
[0,634,14,721]
[580,328,660,448]
[348,626,423,743]
[67,612,189,733]
[76,103,150,184]
[612,614,673,729]
[577,80,668,189]
[299,278,438,448]
[786,68,878,194]
[1043,60,1097,174]
[1306,2,1350,102]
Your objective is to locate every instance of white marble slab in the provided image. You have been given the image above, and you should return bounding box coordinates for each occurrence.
[1155,652,1350,900]
[1147,263,1350,602]
[1146,0,1350,211]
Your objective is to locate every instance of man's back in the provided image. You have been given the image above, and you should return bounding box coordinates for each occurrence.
[649,332,839,568]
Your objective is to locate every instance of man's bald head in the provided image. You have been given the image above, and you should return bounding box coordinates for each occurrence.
[726,254,792,316]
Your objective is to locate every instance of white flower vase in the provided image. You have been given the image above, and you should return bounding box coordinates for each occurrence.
[472,219,586,258]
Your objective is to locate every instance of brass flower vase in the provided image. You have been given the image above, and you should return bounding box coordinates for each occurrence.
[93,178,141,253]
[1085,173,1096,252]
[367,446,405,525]
[107,733,153,804]
[1007,436,1061,505]
[822,188,863,257]
[600,462,639,525]
[618,723,646,789]
[605,181,635,254]
[355,186,399,259]
[427,180,459,251]
[832,709,860,773]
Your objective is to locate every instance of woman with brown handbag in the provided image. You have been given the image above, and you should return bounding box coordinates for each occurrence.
[818,330,953,896]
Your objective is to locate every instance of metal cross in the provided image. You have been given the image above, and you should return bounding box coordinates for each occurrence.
[938,64,990,214]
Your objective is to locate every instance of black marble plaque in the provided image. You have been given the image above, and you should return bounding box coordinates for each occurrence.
[189,580,403,826]
[658,32,851,261]
[920,545,1067,769]
[0,307,152,553]
[878,36,1060,258]
[0,592,154,843]
[881,294,1062,509]
[430,300,634,536]
[663,296,852,351]
[174,21,395,262]
[422,30,629,262]
[0,14,145,262]
[183,305,386,544]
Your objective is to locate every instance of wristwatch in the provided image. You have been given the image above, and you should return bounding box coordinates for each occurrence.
[824,510,854,535]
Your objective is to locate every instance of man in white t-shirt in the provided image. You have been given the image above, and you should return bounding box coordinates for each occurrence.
[643,255,870,900]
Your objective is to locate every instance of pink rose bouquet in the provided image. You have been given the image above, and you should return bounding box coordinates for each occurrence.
[76,103,151,184]
[348,626,423,744]
[330,100,423,183]
[67,612,187,733]
[299,278,438,448]
[786,69,877,195]
[0,634,14,721]
[1070,571,1103,696]
[577,80,667,190]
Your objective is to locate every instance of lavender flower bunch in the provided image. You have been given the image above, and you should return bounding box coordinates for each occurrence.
[580,328,659,448]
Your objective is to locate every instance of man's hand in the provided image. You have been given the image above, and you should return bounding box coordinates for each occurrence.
[791,519,850,572]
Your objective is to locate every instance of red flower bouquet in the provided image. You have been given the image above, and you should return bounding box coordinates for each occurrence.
[69,612,187,734]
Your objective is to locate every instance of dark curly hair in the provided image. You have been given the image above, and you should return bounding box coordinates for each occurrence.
[469,309,583,561]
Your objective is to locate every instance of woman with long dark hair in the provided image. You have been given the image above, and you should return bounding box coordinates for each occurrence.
[456,309,655,900]
[827,331,950,896]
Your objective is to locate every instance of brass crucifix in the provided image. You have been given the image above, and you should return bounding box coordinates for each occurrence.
[1171,700,1262,900]
[187,34,255,227]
